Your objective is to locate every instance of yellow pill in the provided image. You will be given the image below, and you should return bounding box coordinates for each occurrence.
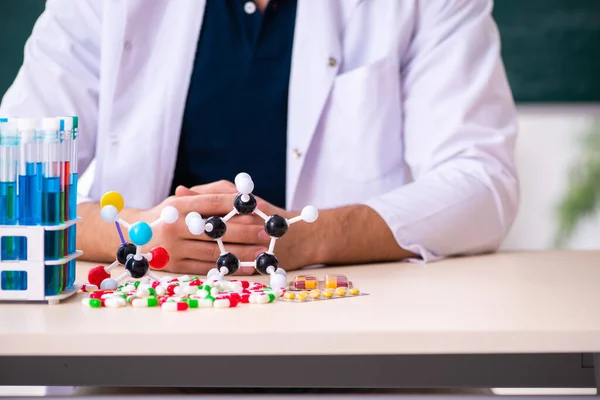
[335,288,347,297]
[349,288,360,296]
[101,191,125,212]
[309,290,321,299]
[298,291,309,297]
[284,292,295,300]
[297,294,308,302]
[322,290,334,298]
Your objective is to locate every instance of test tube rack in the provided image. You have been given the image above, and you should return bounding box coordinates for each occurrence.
[0,220,82,304]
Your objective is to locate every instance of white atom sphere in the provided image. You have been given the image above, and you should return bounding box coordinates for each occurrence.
[275,268,287,277]
[187,218,205,235]
[206,268,220,279]
[270,273,287,291]
[185,212,202,225]
[100,278,118,290]
[160,206,179,224]
[100,205,119,223]
[301,205,319,223]
[236,176,254,195]
[234,172,251,186]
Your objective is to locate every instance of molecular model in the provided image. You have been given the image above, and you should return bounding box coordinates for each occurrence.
[86,192,179,290]
[185,173,319,291]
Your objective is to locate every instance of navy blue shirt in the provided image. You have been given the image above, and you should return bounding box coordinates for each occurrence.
[170,0,297,209]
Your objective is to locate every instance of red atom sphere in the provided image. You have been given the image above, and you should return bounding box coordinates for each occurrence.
[149,247,170,270]
[88,265,110,287]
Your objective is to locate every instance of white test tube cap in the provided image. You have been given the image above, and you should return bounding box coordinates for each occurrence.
[60,117,73,130]
[17,118,36,131]
[42,117,59,131]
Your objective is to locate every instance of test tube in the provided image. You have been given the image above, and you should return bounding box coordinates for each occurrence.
[17,118,42,226]
[58,116,76,289]
[0,118,20,290]
[41,117,64,295]
[67,117,78,289]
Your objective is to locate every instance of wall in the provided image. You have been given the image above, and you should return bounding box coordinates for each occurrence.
[502,106,600,250]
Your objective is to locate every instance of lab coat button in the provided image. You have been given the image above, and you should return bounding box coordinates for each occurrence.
[293,148,302,159]
[328,57,337,67]
[123,41,132,52]
[110,137,119,146]
[244,2,257,14]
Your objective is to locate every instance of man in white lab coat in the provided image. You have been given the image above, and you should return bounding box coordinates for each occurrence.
[0,0,518,274]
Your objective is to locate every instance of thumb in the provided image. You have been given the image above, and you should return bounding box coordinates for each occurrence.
[175,185,197,197]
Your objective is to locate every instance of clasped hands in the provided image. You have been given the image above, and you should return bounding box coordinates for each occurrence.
[139,180,312,275]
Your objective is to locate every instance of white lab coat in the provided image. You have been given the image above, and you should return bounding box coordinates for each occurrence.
[0,0,519,262]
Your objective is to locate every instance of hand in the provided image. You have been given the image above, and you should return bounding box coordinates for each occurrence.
[177,182,317,272]
[139,181,271,275]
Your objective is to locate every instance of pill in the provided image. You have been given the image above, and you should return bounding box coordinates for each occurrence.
[335,288,347,297]
[82,298,103,308]
[162,301,189,312]
[239,293,250,303]
[155,286,166,296]
[166,284,179,295]
[309,290,321,299]
[284,292,295,300]
[213,299,228,309]
[126,295,138,304]
[322,290,334,298]
[349,288,360,296]
[296,293,308,302]
[255,294,270,304]
[298,291,309,297]
[197,298,215,308]
[152,281,160,289]
[178,275,191,282]
[81,284,99,292]
[189,279,202,286]
[105,296,126,308]
[132,297,159,308]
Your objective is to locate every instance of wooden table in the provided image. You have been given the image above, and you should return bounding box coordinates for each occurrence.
[1,250,600,390]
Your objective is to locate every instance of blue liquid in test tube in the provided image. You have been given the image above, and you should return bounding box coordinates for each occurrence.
[0,119,20,289]
[17,118,42,226]
[41,118,63,295]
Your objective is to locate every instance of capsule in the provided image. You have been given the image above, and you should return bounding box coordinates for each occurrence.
[81,284,98,292]
[82,298,103,308]
[166,284,179,295]
[239,293,250,303]
[322,290,334,298]
[189,279,202,286]
[197,298,215,308]
[178,275,191,282]
[335,287,347,297]
[162,301,189,312]
[105,296,126,308]
[132,297,159,308]
[155,286,167,296]
[152,281,160,289]
[349,288,360,296]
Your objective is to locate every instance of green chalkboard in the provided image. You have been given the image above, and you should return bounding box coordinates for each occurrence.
[0,1,46,101]
[0,1,599,103]
[492,0,600,103]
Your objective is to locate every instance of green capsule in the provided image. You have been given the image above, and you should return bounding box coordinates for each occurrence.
[267,293,276,303]
[205,295,215,303]
[188,299,199,308]
[89,298,102,308]
[147,297,158,307]
[134,281,141,289]
[148,287,156,296]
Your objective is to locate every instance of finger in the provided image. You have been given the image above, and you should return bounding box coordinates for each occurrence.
[179,240,267,264]
[173,194,238,216]
[174,180,238,197]
[169,259,216,275]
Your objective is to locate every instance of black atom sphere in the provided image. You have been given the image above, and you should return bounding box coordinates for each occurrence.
[217,252,240,276]
[116,242,137,264]
[125,256,150,279]
[264,214,289,238]
[233,193,257,215]
[255,252,279,275]
[205,216,227,239]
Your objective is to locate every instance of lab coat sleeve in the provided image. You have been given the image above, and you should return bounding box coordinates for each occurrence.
[0,0,101,204]
[363,0,519,262]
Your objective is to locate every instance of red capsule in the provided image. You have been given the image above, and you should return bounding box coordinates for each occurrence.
[239,293,250,303]
[230,280,250,289]
[189,279,202,286]
[166,284,179,295]
[152,281,160,289]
